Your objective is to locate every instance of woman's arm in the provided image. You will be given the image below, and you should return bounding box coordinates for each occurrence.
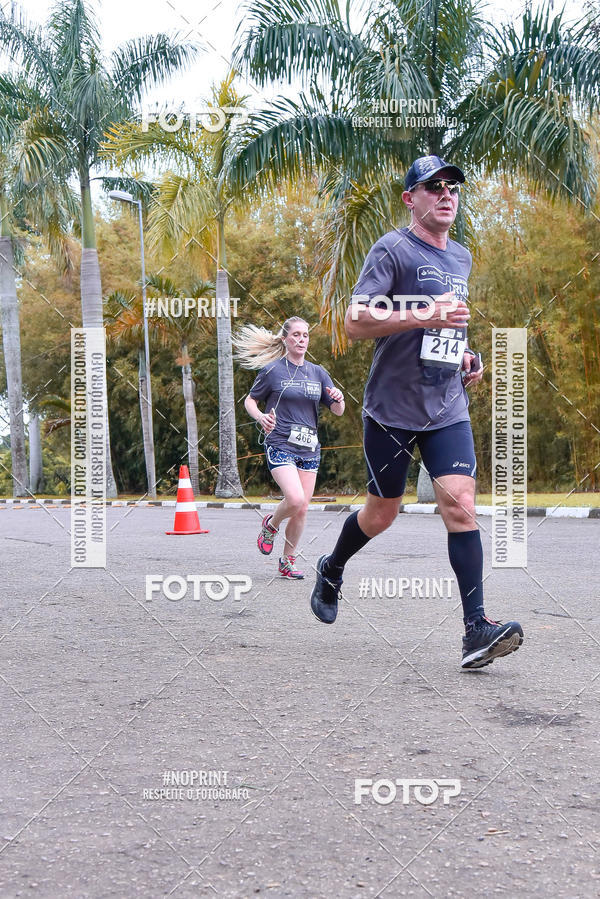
[245,395,276,434]
[325,386,345,417]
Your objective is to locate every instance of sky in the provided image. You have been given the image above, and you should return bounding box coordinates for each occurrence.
[12,0,586,115]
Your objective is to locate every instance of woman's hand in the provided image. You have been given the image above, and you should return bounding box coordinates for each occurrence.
[260,409,277,434]
[326,386,344,404]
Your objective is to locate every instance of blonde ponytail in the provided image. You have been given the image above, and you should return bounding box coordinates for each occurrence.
[233,317,308,369]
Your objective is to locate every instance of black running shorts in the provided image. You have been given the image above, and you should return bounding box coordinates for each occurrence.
[363,416,476,498]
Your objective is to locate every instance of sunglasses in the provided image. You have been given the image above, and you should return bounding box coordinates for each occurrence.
[413,179,461,195]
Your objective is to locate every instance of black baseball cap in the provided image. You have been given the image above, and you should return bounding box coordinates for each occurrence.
[405,155,465,191]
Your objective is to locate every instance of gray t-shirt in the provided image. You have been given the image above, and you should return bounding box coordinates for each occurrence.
[352,227,472,430]
[249,358,336,457]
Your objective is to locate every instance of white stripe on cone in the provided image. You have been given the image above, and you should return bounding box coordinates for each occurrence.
[178,478,192,489]
[175,501,197,512]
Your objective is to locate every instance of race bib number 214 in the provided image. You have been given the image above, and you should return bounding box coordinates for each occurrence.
[420,327,466,371]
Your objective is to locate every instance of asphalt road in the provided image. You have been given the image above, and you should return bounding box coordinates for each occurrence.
[1,506,599,897]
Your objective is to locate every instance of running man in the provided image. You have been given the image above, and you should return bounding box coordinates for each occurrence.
[310,155,523,669]
[235,316,345,578]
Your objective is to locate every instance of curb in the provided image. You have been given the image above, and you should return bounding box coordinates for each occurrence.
[0,498,598,518]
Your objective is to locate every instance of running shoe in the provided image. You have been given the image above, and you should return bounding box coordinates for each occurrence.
[461,615,524,669]
[278,556,305,579]
[310,554,342,624]
[257,514,278,555]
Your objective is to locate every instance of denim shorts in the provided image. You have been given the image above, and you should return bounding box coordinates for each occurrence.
[266,445,320,472]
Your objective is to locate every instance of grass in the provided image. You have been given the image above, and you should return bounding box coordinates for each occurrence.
[10,492,599,507]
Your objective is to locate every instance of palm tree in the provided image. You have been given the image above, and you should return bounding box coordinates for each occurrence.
[105,290,157,497]
[0,74,77,496]
[232,0,600,350]
[107,276,215,496]
[102,72,247,497]
[0,0,199,495]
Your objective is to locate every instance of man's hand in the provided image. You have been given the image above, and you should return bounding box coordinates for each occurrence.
[462,351,483,388]
[326,386,344,403]
[425,291,470,329]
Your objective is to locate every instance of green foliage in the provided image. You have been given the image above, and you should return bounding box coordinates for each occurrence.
[469,178,600,491]
[233,0,600,351]
[2,175,599,496]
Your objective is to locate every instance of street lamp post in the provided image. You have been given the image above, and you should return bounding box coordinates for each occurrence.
[108,190,157,497]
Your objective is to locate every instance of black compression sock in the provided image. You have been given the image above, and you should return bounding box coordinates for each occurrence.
[322,511,371,576]
[447,529,485,624]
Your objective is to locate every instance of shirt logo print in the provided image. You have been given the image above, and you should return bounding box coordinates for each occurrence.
[416,265,468,299]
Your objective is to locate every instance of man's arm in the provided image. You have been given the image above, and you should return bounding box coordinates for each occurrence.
[345,292,471,340]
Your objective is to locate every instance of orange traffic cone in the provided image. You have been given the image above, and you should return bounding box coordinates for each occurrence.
[166,465,209,535]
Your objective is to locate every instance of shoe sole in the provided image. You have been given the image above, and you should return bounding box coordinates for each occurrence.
[461,627,523,669]
[279,572,305,579]
[310,602,336,624]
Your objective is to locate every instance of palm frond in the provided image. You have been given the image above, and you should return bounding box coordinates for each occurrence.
[110,33,200,103]
[47,0,100,72]
[70,60,117,131]
[12,112,72,184]
[146,171,216,259]
[233,0,365,88]
[0,6,56,88]
[95,174,155,204]
[226,96,402,196]
[101,119,206,174]
[315,175,407,352]
[450,3,598,205]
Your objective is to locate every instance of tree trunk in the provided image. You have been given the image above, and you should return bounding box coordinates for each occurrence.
[29,413,43,493]
[0,236,28,496]
[80,174,118,497]
[417,465,436,502]
[181,341,200,495]
[138,348,157,497]
[214,218,243,497]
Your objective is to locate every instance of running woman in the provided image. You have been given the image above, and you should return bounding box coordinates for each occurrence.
[310,155,524,669]
[235,316,345,578]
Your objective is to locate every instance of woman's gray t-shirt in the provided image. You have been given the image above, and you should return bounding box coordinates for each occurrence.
[249,358,336,457]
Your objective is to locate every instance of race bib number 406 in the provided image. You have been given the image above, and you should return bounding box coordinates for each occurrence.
[420,327,466,371]
[288,425,318,450]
